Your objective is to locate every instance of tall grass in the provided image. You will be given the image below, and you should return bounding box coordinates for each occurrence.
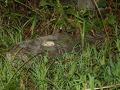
[0,35,120,89]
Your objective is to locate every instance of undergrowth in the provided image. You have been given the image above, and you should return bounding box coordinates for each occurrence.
[0,0,120,90]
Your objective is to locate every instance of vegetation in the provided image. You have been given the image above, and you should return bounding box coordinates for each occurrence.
[0,0,120,89]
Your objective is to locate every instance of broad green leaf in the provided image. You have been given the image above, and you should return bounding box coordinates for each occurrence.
[106,13,116,25]
[56,18,65,29]
[66,8,76,15]
[97,0,107,8]
[39,0,47,6]
[85,22,91,33]
[72,0,78,5]
[94,19,102,28]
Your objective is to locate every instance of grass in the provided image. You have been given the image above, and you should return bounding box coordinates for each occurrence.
[0,0,120,90]
[0,34,120,89]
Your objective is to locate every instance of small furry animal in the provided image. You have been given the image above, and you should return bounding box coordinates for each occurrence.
[6,32,81,63]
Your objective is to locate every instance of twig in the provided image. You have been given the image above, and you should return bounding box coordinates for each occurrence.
[86,84,120,90]
[91,0,110,43]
